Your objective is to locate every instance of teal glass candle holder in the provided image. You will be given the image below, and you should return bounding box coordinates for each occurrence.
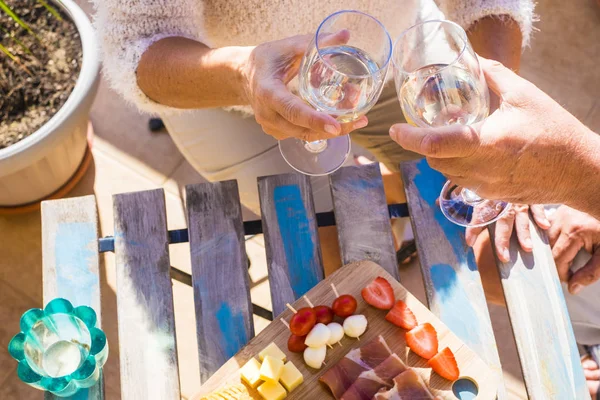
[7,298,108,397]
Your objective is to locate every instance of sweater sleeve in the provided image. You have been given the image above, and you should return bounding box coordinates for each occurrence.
[91,0,205,115]
[436,0,536,47]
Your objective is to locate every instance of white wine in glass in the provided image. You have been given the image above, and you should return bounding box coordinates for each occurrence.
[393,20,510,227]
[279,10,391,176]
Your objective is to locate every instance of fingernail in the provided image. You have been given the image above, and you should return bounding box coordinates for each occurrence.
[466,235,476,247]
[324,124,340,135]
[570,283,583,295]
[524,238,533,249]
[501,249,510,262]
[353,119,368,130]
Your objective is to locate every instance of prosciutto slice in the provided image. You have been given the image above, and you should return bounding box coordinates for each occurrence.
[340,354,407,400]
[320,336,392,399]
[373,369,437,400]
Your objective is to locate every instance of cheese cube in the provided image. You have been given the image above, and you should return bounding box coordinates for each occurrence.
[259,355,284,383]
[259,342,287,362]
[240,358,262,388]
[257,381,287,400]
[279,361,303,392]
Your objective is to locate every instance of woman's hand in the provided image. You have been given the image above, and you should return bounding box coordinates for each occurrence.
[242,32,368,141]
[547,205,600,294]
[466,204,550,262]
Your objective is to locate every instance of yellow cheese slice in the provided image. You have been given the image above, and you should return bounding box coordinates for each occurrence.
[259,342,287,362]
[240,357,262,388]
[259,355,284,383]
[279,361,303,392]
[257,381,287,400]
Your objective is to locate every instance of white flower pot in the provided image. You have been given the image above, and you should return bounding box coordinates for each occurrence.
[0,0,100,209]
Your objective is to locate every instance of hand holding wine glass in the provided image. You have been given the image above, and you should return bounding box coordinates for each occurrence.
[242,33,367,142]
[279,10,391,175]
[391,20,510,227]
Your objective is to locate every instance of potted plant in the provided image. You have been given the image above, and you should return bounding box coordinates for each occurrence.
[0,0,99,212]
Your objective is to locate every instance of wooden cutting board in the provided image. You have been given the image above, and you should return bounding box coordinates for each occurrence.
[195,260,498,399]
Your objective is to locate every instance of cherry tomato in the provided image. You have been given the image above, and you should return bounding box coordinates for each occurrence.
[332,294,357,318]
[287,334,308,353]
[313,305,334,325]
[289,307,317,336]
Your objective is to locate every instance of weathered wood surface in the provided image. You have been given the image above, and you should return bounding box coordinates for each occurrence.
[490,220,590,400]
[113,189,180,400]
[329,164,399,280]
[400,159,507,399]
[186,181,255,383]
[41,195,104,400]
[196,261,498,400]
[258,173,324,317]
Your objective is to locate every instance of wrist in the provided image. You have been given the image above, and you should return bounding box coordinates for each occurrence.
[227,46,255,105]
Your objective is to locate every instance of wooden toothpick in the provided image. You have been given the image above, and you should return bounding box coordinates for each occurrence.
[303,295,314,308]
[331,283,340,298]
[280,319,290,329]
[286,303,298,314]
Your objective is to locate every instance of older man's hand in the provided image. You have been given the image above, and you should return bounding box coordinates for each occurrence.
[389,57,597,207]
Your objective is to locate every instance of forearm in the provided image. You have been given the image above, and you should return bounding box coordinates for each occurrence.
[467,16,522,71]
[136,37,253,109]
[566,130,600,220]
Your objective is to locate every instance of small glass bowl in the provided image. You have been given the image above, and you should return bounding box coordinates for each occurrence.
[8,298,108,397]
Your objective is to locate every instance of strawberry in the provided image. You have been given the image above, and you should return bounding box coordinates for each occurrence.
[385,300,417,330]
[428,347,460,381]
[405,323,438,359]
[361,277,395,310]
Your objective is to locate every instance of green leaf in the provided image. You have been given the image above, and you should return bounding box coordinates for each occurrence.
[0,0,42,42]
[0,26,33,55]
[37,0,62,21]
[0,41,32,75]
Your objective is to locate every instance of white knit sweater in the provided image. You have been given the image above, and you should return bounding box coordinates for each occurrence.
[91,0,535,115]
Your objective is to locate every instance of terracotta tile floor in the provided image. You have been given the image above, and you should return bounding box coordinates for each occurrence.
[1,0,598,398]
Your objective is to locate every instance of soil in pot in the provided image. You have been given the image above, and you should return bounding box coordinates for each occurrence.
[0,0,82,149]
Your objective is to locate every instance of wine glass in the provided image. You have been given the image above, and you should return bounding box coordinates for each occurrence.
[392,20,510,227]
[279,10,392,176]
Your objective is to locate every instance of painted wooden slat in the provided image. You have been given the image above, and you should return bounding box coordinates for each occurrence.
[113,189,180,400]
[490,221,590,399]
[41,195,104,400]
[329,164,399,280]
[258,173,324,317]
[185,181,255,383]
[401,159,507,399]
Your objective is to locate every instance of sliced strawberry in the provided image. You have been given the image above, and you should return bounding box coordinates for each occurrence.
[405,323,438,359]
[361,277,395,310]
[428,347,459,381]
[385,300,417,330]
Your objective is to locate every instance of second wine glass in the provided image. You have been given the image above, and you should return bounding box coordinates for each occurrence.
[279,10,391,176]
[392,20,510,227]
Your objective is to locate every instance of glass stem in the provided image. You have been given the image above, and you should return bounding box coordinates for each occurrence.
[304,140,328,153]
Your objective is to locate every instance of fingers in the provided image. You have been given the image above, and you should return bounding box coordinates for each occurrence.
[465,226,484,247]
[317,29,351,48]
[266,82,341,134]
[584,367,600,380]
[514,205,533,252]
[478,57,522,97]
[494,207,516,263]
[530,204,551,230]
[568,249,600,294]
[552,231,583,282]
[389,123,480,159]
[583,356,599,371]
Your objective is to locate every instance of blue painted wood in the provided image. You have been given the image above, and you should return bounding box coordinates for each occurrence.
[41,196,104,400]
[330,164,399,280]
[258,173,324,317]
[490,221,590,399]
[400,159,507,399]
[185,181,254,383]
